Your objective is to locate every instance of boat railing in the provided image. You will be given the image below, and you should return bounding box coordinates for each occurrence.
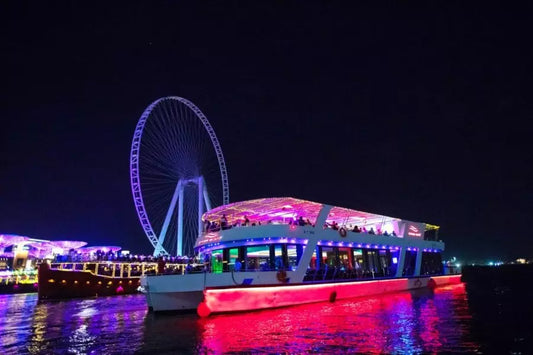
[49,261,190,279]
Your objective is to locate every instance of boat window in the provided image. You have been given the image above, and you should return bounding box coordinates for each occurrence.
[98,264,113,276]
[227,248,239,271]
[130,264,142,277]
[211,249,224,274]
[403,250,417,276]
[245,245,270,271]
[309,249,318,270]
[338,247,352,270]
[286,244,303,271]
[272,244,284,270]
[378,250,390,277]
[322,247,336,267]
[353,249,364,276]
[365,250,379,276]
[421,252,443,275]
[113,263,121,277]
[123,264,130,276]
[389,249,400,276]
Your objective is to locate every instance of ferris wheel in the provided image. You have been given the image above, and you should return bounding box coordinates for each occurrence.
[130,97,229,257]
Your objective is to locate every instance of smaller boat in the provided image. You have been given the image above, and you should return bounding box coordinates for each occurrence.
[38,260,187,300]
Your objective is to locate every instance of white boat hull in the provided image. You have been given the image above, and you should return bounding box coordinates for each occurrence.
[143,273,461,314]
[148,290,204,312]
[142,270,284,312]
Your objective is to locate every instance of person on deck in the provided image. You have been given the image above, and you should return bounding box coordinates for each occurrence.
[157,257,166,275]
[220,214,228,229]
[234,259,242,272]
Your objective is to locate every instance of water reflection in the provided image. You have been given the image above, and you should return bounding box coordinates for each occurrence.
[0,284,478,354]
[140,284,478,354]
[0,294,148,355]
[0,293,38,353]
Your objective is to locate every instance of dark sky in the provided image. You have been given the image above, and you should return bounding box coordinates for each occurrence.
[2,2,532,262]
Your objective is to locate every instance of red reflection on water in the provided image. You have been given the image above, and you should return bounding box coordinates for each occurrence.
[196,284,476,353]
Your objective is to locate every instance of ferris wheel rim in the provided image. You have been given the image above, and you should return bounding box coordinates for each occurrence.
[129,96,230,254]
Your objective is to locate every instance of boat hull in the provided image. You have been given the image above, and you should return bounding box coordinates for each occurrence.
[38,263,141,300]
[141,272,258,312]
[0,283,39,294]
[197,275,462,317]
[146,290,204,312]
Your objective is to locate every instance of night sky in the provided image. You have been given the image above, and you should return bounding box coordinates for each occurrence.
[2,2,532,262]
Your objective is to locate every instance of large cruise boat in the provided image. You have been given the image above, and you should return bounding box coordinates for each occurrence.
[141,197,461,316]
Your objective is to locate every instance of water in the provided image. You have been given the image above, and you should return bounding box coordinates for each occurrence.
[0,282,531,354]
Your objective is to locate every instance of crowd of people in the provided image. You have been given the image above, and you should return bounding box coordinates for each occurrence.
[203,214,316,232]
[203,214,399,237]
[324,222,397,236]
[54,250,195,264]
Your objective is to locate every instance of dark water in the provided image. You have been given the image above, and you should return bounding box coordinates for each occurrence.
[0,281,531,354]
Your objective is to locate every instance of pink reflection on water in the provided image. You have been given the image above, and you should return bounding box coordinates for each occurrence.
[197,284,477,353]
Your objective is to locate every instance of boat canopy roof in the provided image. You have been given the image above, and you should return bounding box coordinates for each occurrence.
[203,197,435,228]
[48,240,88,250]
[0,234,127,259]
[0,234,29,248]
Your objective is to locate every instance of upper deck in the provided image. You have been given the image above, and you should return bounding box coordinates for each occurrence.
[197,197,443,251]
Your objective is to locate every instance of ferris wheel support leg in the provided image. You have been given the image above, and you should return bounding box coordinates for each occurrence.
[176,182,185,257]
[197,177,205,239]
[201,176,212,211]
[154,180,182,257]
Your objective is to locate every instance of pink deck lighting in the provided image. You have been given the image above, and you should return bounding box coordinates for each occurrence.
[203,197,403,227]
[0,234,29,248]
[48,240,88,250]
[204,197,323,225]
[197,275,462,317]
[77,246,122,254]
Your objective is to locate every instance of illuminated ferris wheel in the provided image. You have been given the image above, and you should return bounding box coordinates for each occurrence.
[130,97,229,257]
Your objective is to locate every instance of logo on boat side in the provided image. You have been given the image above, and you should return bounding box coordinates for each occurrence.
[407,225,422,237]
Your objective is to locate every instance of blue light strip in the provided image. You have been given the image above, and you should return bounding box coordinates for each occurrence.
[197,237,442,253]
[317,240,441,253]
[197,236,309,253]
